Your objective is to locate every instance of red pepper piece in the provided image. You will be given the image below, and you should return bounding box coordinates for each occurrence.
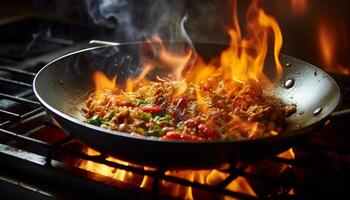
[172,98,188,120]
[162,131,203,141]
[141,107,162,114]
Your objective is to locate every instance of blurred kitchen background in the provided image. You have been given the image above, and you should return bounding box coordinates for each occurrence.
[0,0,349,74]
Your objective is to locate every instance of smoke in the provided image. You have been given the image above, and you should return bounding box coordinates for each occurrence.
[84,0,189,42]
[84,0,229,44]
[83,0,229,79]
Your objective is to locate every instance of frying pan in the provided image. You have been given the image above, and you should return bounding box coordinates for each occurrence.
[33,41,345,168]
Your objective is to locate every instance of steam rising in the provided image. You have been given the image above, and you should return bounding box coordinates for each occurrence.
[83,0,228,78]
[84,0,188,42]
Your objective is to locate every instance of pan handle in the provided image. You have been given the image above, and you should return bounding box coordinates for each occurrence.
[89,40,120,46]
[330,108,350,119]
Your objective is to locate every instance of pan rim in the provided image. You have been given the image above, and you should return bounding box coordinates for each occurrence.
[33,42,342,146]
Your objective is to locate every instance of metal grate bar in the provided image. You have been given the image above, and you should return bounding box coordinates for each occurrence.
[0,121,11,127]
[0,93,40,106]
[151,169,162,199]
[0,128,49,148]
[22,125,46,136]
[0,77,32,88]
[20,107,45,119]
[0,109,20,120]
[54,148,158,176]
[52,136,73,147]
[0,107,44,128]
[217,165,248,188]
[46,136,74,167]
[44,121,62,130]
[0,66,36,77]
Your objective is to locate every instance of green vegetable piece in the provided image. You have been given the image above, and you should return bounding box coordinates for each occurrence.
[101,120,109,125]
[109,111,116,118]
[158,116,172,122]
[87,115,109,126]
[152,125,162,132]
[143,112,152,120]
[176,126,183,131]
[138,99,149,106]
[154,115,172,123]
[87,115,103,126]
[145,125,162,137]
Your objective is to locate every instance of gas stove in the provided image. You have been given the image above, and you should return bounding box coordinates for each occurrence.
[1,3,350,199]
[1,60,350,199]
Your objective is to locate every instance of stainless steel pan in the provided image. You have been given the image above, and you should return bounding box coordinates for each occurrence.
[33,41,346,168]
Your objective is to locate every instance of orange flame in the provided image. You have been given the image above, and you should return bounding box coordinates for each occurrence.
[184,58,217,112]
[277,148,295,173]
[126,64,153,92]
[319,24,336,67]
[220,0,283,84]
[92,0,284,102]
[180,0,283,114]
[318,22,350,75]
[144,36,194,97]
[147,36,193,82]
[79,148,257,199]
[92,71,117,100]
[87,0,288,154]
[78,148,296,199]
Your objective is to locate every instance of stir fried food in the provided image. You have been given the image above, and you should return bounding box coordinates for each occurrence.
[82,0,296,141]
[82,76,296,141]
